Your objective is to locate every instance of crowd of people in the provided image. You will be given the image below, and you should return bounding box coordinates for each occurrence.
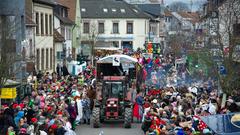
[132,53,240,135]
[1,51,240,135]
[136,86,240,135]
[0,65,96,135]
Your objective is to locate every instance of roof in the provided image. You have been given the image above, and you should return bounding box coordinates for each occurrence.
[177,12,200,24]
[97,54,138,64]
[164,9,172,17]
[80,0,150,19]
[4,79,20,87]
[134,4,163,17]
[54,13,74,25]
[33,0,56,6]
[56,0,76,21]
[54,29,65,42]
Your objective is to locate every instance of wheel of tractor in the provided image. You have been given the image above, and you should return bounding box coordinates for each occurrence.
[92,107,100,128]
[124,108,132,128]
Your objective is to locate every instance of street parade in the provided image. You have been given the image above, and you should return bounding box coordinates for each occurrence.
[1,0,240,135]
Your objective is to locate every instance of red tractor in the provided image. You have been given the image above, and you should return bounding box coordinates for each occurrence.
[92,76,132,128]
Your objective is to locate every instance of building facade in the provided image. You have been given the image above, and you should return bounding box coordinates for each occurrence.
[135,3,166,52]
[33,0,55,72]
[80,0,150,56]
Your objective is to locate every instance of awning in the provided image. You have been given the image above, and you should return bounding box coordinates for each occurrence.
[97,54,138,64]
[94,47,121,51]
[4,79,21,87]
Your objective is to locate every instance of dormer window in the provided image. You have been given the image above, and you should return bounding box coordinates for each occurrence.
[103,8,108,12]
[81,8,86,12]
[112,8,117,12]
[120,9,125,13]
[133,9,138,13]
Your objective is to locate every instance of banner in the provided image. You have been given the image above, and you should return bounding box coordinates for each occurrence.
[0,88,17,99]
[112,56,120,66]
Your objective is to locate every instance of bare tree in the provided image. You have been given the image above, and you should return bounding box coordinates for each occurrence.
[88,22,99,65]
[167,32,195,57]
[0,15,19,88]
[203,0,240,94]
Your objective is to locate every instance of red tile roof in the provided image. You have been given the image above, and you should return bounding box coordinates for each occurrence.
[164,9,172,17]
[56,0,76,22]
[178,12,200,24]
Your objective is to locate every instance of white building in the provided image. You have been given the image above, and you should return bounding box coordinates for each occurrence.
[33,0,55,72]
[80,0,150,56]
[134,3,165,52]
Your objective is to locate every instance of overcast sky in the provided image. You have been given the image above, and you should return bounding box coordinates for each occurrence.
[164,0,207,11]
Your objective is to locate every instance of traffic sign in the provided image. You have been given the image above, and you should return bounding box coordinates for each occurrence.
[112,56,120,66]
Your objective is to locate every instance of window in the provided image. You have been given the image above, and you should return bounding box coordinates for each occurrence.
[46,48,49,69]
[112,41,119,48]
[233,23,240,36]
[120,9,125,13]
[112,8,116,12]
[57,51,62,60]
[83,22,90,33]
[36,12,39,35]
[61,26,65,37]
[50,48,53,69]
[127,22,133,34]
[98,22,104,34]
[66,27,72,40]
[133,9,138,13]
[81,8,86,12]
[40,13,44,35]
[62,8,65,17]
[103,8,108,12]
[150,23,157,35]
[29,39,33,57]
[49,15,52,35]
[41,48,44,70]
[113,22,119,34]
[36,49,40,70]
[45,14,48,35]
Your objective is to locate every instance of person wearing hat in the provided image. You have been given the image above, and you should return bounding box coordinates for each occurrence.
[27,117,39,135]
[7,126,16,135]
[19,128,27,135]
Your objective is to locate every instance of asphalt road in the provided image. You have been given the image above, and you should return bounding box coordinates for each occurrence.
[76,122,143,135]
